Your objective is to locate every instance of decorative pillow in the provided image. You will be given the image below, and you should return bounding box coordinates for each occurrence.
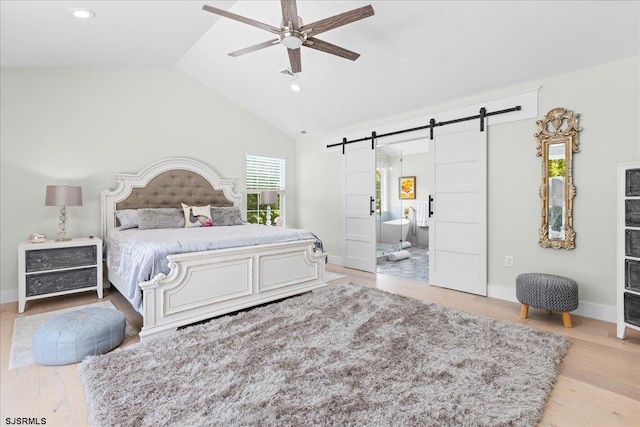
[138,208,185,230]
[210,206,245,226]
[115,209,139,230]
[182,203,213,227]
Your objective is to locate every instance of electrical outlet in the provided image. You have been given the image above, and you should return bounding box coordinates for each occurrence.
[505,256,514,268]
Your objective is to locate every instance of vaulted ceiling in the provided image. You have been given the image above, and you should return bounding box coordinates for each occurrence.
[2,1,638,138]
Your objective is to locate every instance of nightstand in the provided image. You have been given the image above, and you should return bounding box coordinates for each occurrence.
[18,237,103,313]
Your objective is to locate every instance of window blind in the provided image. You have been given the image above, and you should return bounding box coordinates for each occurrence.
[246,155,285,191]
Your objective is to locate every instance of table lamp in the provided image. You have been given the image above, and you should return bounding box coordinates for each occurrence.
[259,191,278,226]
[45,185,83,241]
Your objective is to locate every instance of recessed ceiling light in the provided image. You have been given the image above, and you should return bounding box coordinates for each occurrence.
[69,8,95,19]
[290,84,302,92]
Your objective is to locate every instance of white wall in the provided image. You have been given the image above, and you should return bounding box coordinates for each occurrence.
[296,57,640,321]
[0,67,296,301]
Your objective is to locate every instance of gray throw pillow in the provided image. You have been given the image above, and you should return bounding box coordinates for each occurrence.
[115,209,139,229]
[138,208,185,230]
[210,207,245,226]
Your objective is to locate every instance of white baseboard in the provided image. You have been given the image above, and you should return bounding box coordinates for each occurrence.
[9,262,609,321]
[326,254,343,265]
[572,301,617,323]
[1,283,111,306]
[487,284,518,303]
[488,284,616,323]
[1,289,18,304]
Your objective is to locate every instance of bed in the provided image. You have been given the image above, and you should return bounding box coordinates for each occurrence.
[101,157,326,339]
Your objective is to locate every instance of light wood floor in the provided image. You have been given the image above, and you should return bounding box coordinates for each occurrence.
[1,265,639,426]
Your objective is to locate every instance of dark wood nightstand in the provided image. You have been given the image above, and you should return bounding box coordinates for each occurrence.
[18,237,103,313]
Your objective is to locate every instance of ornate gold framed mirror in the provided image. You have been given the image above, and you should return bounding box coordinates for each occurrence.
[535,108,581,249]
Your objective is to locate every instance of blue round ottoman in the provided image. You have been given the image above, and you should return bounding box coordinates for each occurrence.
[516,273,579,328]
[33,307,126,366]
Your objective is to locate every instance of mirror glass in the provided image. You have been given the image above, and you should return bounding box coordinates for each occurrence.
[547,142,566,240]
[535,108,581,249]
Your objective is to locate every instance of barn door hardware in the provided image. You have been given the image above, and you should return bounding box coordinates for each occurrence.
[328,105,521,150]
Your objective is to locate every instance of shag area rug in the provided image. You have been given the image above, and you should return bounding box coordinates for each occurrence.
[10,300,136,369]
[79,284,570,427]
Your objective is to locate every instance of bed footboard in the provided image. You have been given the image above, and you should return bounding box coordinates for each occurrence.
[138,239,326,338]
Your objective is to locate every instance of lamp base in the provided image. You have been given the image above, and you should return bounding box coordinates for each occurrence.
[57,206,71,241]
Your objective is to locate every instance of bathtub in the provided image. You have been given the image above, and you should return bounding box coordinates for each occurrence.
[379,218,410,244]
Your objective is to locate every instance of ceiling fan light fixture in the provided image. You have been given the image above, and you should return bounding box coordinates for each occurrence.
[68,8,95,19]
[281,32,304,49]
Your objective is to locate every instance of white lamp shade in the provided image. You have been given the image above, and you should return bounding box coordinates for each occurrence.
[260,191,278,205]
[45,185,83,206]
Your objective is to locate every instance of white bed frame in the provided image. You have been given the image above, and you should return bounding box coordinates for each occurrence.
[101,157,326,339]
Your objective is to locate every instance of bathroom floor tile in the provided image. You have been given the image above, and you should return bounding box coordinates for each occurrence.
[376,246,429,283]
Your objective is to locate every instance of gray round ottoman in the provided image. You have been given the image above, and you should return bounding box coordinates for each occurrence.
[516,273,579,328]
[33,307,126,366]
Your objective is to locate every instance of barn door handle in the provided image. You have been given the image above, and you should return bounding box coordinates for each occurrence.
[370,196,375,216]
[428,195,434,217]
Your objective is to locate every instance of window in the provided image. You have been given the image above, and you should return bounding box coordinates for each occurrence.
[376,164,389,214]
[246,154,285,226]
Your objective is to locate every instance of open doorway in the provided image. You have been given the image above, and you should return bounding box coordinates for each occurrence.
[375,140,430,283]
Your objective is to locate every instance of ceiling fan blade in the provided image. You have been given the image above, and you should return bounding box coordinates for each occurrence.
[228,39,281,57]
[202,5,281,34]
[304,37,360,61]
[300,5,374,37]
[280,0,299,30]
[288,48,302,73]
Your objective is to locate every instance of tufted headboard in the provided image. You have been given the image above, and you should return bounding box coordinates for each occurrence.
[101,158,243,238]
[115,170,233,210]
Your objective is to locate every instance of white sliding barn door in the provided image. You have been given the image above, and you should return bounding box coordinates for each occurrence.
[428,128,487,296]
[344,141,376,273]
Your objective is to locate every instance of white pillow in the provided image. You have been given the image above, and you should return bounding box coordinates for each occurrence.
[181,203,212,228]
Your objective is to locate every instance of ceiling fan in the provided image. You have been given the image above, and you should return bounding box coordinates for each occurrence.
[202,1,374,73]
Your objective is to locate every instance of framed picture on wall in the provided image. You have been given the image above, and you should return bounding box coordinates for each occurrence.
[399,176,416,199]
